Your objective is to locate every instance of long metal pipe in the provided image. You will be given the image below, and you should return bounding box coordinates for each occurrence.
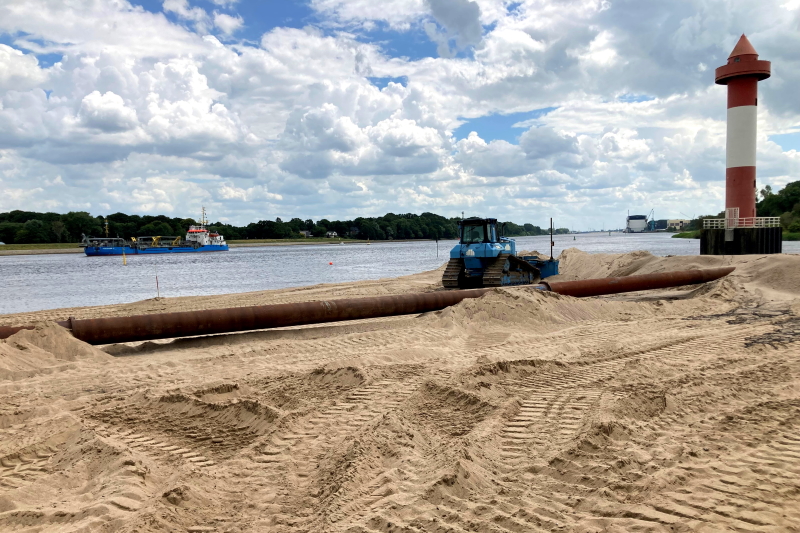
[0,267,734,345]
[542,266,736,298]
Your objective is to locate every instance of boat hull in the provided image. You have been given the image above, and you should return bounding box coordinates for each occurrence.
[84,245,229,256]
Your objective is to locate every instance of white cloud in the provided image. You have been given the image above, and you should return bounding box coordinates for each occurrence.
[213,12,243,36]
[0,0,799,229]
[163,0,211,33]
[426,0,483,51]
[79,91,138,132]
[0,45,48,90]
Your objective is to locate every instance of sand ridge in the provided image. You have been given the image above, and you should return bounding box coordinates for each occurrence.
[1,250,799,532]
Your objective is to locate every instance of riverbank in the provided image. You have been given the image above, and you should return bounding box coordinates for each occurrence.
[671,230,701,239]
[0,243,83,255]
[1,250,799,531]
[0,238,403,256]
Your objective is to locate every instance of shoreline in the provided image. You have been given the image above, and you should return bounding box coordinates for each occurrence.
[0,238,448,256]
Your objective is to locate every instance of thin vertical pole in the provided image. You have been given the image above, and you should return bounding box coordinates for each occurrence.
[550,218,553,261]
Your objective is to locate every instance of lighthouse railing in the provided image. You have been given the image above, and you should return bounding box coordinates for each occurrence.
[703,217,781,229]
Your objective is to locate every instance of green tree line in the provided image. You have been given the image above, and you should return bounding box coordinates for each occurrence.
[756,182,800,232]
[0,210,561,245]
[672,180,800,235]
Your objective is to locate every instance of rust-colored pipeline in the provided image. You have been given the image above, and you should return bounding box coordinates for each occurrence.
[542,266,736,298]
[0,267,734,345]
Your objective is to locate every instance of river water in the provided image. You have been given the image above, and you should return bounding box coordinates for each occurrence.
[2,232,799,314]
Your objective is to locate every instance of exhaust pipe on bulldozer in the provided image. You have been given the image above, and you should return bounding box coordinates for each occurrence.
[0,267,735,345]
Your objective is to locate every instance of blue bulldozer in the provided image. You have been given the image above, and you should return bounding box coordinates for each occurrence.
[442,217,559,289]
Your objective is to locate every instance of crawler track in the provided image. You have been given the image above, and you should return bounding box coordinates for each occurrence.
[442,258,464,288]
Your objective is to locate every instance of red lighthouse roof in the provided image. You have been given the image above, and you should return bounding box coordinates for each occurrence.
[728,34,758,58]
[715,34,770,85]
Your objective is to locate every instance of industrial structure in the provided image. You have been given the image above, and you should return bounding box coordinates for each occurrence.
[625,210,655,233]
[702,35,781,255]
[654,219,691,231]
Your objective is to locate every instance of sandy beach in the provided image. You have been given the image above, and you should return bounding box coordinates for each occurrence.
[1,248,799,532]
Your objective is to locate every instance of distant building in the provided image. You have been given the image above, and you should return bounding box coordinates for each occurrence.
[625,214,649,233]
[326,231,338,238]
[666,219,691,230]
[655,219,669,230]
[299,231,312,237]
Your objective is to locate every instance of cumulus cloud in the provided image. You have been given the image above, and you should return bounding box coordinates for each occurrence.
[0,45,47,90]
[520,127,580,160]
[213,12,243,36]
[0,0,799,228]
[79,91,138,132]
[425,0,483,56]
[163,0,210,33]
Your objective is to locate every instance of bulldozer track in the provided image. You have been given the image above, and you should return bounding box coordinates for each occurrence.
[442,258,463,289]
[481,253,509,287]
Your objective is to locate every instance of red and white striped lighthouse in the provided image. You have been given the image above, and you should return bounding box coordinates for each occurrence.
[715,34,771,220]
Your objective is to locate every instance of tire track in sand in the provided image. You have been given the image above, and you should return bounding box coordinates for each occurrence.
[247,375,432,530]
[89,424,217,468]
[497,323,774,466]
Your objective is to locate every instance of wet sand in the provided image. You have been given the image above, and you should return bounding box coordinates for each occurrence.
[1,248,799,532]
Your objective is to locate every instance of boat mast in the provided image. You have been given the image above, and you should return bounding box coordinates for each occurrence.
[201,206,207,226]
[104,217,109,238]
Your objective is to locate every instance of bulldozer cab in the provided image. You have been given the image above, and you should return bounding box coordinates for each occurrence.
[460,218,499,244]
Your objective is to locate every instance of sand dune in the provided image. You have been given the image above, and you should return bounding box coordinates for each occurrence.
[1,250,799,532]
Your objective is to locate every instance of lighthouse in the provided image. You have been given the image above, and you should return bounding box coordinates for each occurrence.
[701,35,781,255]
[715,34,771,220]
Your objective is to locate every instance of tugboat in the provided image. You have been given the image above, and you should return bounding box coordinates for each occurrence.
[82,208,229,256]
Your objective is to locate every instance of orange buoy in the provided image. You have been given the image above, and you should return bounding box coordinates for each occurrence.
[329,262,333,265]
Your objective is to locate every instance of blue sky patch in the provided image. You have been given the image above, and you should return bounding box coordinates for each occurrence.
[33,52,63,68]
[0,33,63,67]
[618,94,655,103]
[769,131,800,152]
[454,107,558,143]
[367,76,407,89]
[358,24,439,60]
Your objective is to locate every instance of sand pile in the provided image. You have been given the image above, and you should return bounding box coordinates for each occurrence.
[0,322,110,380]
[1,251,799,532]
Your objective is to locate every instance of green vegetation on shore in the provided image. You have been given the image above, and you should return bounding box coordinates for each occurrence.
[0,209,569,245]
[0,242,82,250]
[671,230,701,239]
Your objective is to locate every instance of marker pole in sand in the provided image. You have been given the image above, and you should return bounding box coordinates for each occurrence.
[155,263,160,299]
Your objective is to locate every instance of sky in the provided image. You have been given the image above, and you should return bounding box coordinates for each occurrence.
[1,0,799,230]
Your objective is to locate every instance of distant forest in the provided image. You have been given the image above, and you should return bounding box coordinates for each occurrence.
[0,210,570,245]
[756,181,800,232]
